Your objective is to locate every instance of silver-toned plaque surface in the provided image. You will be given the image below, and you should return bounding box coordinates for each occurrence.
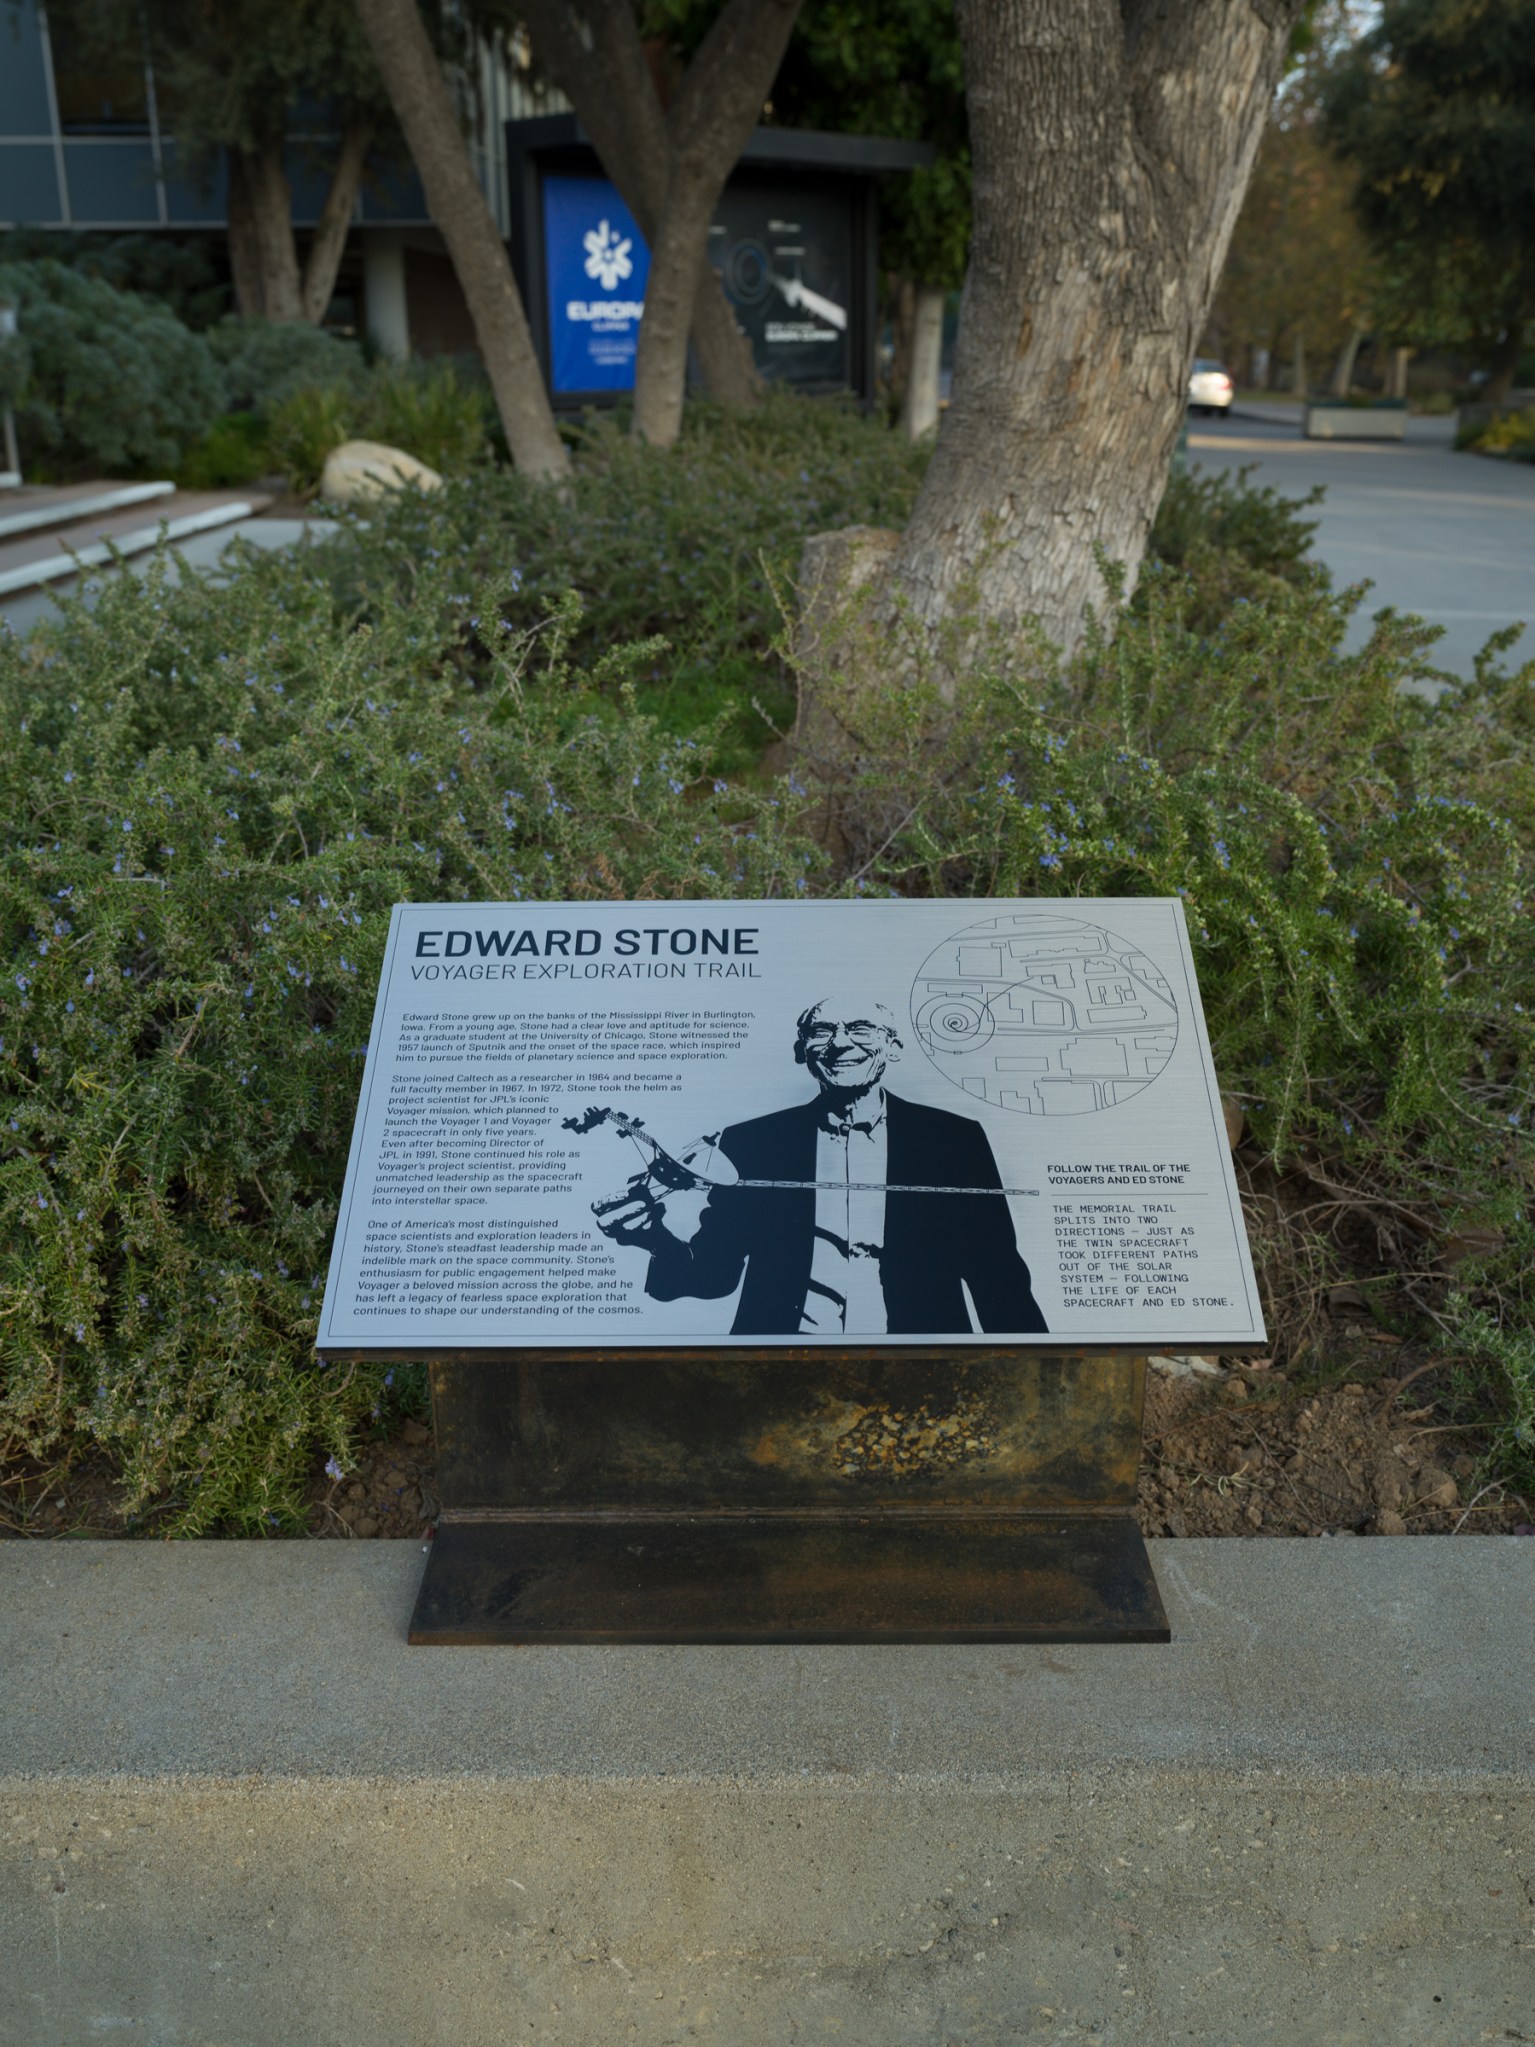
[317,899,1265,1351]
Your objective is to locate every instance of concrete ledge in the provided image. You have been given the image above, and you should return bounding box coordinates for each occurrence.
[3,1539,1532,2043]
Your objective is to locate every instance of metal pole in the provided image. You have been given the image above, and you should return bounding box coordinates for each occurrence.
[0,301,19,486]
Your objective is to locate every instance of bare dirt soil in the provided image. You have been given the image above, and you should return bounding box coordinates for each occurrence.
[1138,1354,1530,1538]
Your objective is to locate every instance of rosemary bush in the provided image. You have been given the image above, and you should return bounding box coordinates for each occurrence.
[0,562,806,1530]
[303,398,930,757]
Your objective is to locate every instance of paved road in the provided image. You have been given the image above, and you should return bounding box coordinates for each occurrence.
[1186,403,1535,679]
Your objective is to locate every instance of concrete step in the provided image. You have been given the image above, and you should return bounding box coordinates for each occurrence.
[0,490,272,596]
[1,1536,1530,2044]
[0,512,337,638]
[0,479,175,541]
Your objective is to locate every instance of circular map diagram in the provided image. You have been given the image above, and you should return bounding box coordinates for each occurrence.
[910,911,1179,1116]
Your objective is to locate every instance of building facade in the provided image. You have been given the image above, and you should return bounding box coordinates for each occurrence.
[0,0,558,355]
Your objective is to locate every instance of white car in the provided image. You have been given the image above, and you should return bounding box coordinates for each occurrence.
[1188,359,1234,415]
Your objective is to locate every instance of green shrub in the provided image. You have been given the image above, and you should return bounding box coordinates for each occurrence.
[1459,408,1535,461]
[0,260,224,476]
[306,406,1318,760]
[1146,465,1327,629]
[208,318,366,416]
[364,359,493,474]
[176,411,271,490]
[0,230,228,330]
[304,396,932,753]
[264,358,494,495]
[0,563,808,1531]
[264,381,361,496]
[4,406,1529,1521]
[805,561,1535,1481]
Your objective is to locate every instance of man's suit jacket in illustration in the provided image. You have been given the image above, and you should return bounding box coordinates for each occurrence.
[643,1090,1048,1337]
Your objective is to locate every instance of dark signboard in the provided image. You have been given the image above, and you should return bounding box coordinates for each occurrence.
[705,181,853,390]
[507,120,933,410]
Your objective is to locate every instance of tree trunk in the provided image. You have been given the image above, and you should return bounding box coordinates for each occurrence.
[891,0,1304,654]
[229,141,305,323]
[689,260,761,410]
[1386,343,1412,400]
[1484,320,1527,404]
[634,0,804,445]
[225,151,267,319]
[520,0,796,440]
[354,0,568,480]
[631,181,718,446]
[1329,324,1366,399]
[1290,327,1307,400]
[900,284,945,440]
[520,0,762,413]
[302,120,372,325]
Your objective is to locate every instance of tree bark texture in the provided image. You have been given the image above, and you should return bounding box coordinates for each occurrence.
[229,142,305,323]
[521,0,796,438]
[1290,328,1307,400]
[888,277,917,410]
[354,0,569,480]
[900,284,945,440]
[632,0,803,444]
[225,152,267,320]
[302,120,373,324]
[1329,324,1366,399]
[892,0,1305,653]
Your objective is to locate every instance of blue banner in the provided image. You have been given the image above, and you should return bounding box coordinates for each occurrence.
[543,174,650,394]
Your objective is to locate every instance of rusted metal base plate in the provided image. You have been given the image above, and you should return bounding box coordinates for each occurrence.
[408,1515,1170,1645]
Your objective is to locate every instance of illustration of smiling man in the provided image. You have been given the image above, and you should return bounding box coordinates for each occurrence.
[594,997,1048,1337]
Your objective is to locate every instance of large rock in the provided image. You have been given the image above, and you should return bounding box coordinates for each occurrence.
[321,439,442,506]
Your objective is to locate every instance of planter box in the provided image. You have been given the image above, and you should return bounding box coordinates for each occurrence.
[1305,402,1407,441]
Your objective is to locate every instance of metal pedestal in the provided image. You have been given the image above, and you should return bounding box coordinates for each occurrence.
[408,1348,1170,1645]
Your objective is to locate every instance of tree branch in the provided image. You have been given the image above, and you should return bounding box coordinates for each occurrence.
[302,118,372,324]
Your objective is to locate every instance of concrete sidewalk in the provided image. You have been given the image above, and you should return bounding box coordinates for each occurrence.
[3,1537,1532,2043]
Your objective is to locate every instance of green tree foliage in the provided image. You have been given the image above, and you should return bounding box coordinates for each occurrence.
[648,0,969,290]
[768,0,969,291]
[41,0,435,323]
[1213,97,1377,384]
[1323,0,1535,392]
[0,260,225,475]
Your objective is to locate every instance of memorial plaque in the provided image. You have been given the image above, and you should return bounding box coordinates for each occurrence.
[320,899,1261,1354]
[319,899,1266,1644]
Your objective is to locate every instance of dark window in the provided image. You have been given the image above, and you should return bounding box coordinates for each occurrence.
[52,53,150,134]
